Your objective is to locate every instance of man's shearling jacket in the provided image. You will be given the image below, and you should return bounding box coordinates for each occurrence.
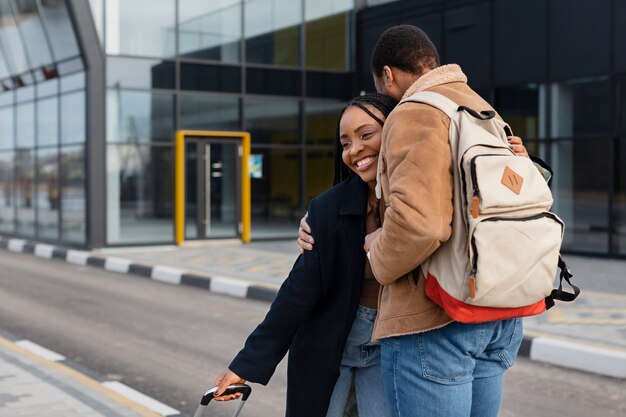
[370,64,502,340]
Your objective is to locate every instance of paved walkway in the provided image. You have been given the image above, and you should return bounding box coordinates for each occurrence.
[0,335,165,417]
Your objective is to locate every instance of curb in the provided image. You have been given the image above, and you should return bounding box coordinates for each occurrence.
[520,334,626,379]
[2,236,626,380]
[0,236,279,304]
[0,329,186,417]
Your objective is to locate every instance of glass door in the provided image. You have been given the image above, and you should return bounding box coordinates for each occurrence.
[184,139,240,239]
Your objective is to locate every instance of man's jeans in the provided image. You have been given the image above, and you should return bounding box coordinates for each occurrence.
[326,306,391,417]
[380,318,523,417]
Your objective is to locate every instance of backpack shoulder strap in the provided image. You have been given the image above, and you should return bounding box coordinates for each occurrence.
[400,91,460,119]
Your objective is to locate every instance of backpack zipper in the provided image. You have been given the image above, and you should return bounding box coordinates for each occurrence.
[469,153,512,219]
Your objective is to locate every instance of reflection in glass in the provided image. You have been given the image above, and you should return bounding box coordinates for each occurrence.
[0,1,29,74]
[16,84,35,102]
[245,98,299,145]
[61,91,85,143]
[60,72,85,92]
[14,70,34,87]
[106,144,173,244]
[178,0,241,62]
[617,138,626,255]
[304,0,352,70]
[551,139,610,253]
[306,148,334,204]
[107,57,175,90]
[305,100,344,146]
[37,78,58,98]
[0,42,10,79]
[16,149,35,236]
[305,12,351,70]
[60,145,85,243]
[180,63,241,93]
[0,89,12,106]
[305,0,353,21]
[0,151,14,232]
[180,94,240,131]
[39,0,80,61]
[105,0,175,58]
[617,82,626,133]
[246,68,301,96]
[250,147,300,238]
[245,0,300,66]
[16,102,35,148]
[0,106,13,149]
[36,147,59,239]
[572,81,611,135]
[106,89,174,143]
[13,0,54,68]
[57,57,83,75]
[495,86,539,140]
[552,81,611,137]
[306,71,354,100]
[364,0,397,5]
[37,97,58,147]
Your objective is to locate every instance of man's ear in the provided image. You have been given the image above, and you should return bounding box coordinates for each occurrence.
[383,65,394,86]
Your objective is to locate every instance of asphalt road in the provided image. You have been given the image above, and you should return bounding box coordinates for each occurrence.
[0,251,624,417]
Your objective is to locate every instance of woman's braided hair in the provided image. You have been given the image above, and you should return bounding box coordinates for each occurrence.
[333,93,399,185]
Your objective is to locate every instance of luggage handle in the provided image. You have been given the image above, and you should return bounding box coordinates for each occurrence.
[193,384,252,417]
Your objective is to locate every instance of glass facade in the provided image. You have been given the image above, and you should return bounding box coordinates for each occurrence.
[0,0,85,245]
[105,0,175,58]
[107,144,173,244]
[617,79,626,255]
[547,80,612,253]
[357,0,626,257]
[179,1,241,63]
[106,89,175,243]
[305,0,353,70]
[0,0,624,258]
[245,0,300,66]
[97,0,354,243]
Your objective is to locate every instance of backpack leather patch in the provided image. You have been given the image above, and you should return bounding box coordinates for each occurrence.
[501,166,523,195]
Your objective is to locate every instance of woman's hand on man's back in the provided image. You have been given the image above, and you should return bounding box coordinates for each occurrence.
[297,211,315,253]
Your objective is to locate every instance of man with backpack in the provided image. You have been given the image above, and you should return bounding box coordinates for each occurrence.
[363,25,526,417]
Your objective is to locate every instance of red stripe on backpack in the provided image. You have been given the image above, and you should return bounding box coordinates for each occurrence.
[425,274,546,323]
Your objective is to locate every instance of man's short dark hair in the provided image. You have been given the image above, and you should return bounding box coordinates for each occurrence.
[371,25,440,77]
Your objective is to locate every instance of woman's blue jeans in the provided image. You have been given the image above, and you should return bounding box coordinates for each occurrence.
[326,306,391,417]
[380,318,523,417]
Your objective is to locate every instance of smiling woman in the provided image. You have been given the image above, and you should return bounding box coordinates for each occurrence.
[332,94,397,186]
[339,105,384,184]
[209,93,399,417]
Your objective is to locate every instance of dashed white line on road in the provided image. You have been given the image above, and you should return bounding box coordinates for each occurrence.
[15,340,66,362]
[103,381,181,416]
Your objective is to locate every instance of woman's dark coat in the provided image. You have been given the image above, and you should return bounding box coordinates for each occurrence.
[229,175,369,417]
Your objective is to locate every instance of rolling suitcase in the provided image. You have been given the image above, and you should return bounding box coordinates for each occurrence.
[193,384,252,417]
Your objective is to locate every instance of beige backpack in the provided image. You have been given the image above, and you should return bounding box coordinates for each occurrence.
[401,91,579,323]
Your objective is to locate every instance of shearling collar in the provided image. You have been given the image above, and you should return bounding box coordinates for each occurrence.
[402,64,467,99]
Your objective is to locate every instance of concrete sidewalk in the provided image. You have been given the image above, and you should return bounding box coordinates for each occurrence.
[0,332,178,417]
[2,236,626,380]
